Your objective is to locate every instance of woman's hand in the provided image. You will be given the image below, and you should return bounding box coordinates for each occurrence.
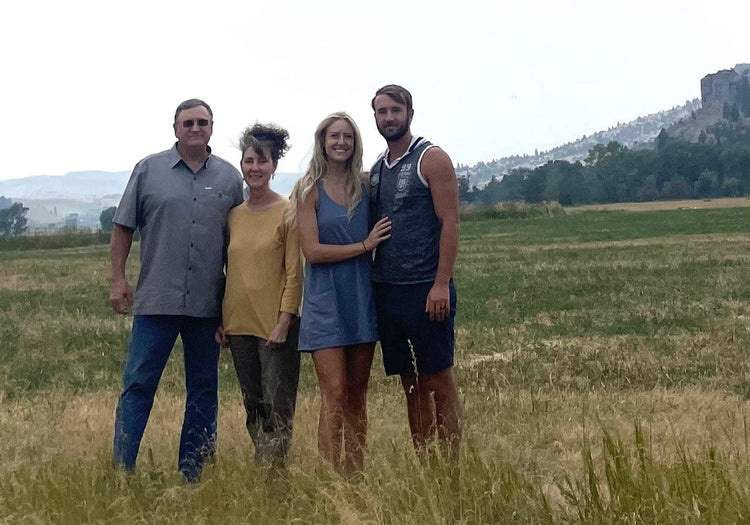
[363,217,392,251]
[266,324,289,348]
[265,312,294,348]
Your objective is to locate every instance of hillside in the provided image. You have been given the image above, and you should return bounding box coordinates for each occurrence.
[459,99,703,188]
[0,171,130,200]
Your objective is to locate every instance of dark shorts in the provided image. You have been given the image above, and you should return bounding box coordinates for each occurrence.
[373,280,457,376]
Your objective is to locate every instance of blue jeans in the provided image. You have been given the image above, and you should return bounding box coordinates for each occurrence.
[113,315,220,482]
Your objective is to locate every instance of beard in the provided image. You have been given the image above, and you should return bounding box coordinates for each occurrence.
[377,121,409,142]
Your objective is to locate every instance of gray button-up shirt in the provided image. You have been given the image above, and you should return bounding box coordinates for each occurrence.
[114,144,244,317]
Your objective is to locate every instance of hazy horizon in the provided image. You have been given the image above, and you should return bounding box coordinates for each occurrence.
[1,0,746,182]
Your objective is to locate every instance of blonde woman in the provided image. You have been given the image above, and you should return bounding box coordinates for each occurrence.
[289,112,391,476]
[221,123,302,466]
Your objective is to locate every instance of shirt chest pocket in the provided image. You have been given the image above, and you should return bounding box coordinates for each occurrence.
[195,189,232,222]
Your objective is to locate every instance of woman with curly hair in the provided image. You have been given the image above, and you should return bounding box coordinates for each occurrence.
[220,122,302,466]
[288,112,391,476]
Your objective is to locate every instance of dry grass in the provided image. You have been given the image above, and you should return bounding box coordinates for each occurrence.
[5,208,750,522]
[3,384,750,518]
[566,197,750,213]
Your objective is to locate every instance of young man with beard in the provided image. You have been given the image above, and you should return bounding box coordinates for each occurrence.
[109,98,244,482]
[369,84,463,459]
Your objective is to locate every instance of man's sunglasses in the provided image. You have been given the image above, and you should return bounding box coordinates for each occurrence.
[181,119,211,128]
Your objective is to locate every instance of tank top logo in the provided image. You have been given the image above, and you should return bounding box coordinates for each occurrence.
[397,163,412,193]
[397,171,410,193]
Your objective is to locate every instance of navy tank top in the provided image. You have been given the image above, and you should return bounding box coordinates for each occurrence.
[369,137,440,284]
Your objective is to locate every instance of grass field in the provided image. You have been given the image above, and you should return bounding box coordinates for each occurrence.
[3,205,750,523]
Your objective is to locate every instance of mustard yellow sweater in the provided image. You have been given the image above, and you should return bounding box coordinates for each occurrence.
[222,200,302,338]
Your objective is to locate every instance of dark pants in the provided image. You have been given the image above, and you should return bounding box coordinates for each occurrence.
[112,315,220,482]
[228,319,300,465]
[374,280,457,376]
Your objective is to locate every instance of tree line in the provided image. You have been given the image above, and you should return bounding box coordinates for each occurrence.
[463,121,750,206]
[0,203,117,237]
[4,119,750,237]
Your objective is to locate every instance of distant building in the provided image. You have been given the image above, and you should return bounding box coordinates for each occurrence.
[64,213,79,230]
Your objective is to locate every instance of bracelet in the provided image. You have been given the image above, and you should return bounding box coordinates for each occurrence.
[362,241,367,253]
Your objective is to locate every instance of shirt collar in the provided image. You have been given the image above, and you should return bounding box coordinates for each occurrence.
[169,143,212,169]
[383,136,420,169]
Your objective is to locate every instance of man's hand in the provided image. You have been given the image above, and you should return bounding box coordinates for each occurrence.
[109,223,134,315]
[215,325,229,348]
[425,281,450,322]
[110,278,133,315]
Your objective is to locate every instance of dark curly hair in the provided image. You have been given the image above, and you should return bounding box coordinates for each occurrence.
[239,122,290,164]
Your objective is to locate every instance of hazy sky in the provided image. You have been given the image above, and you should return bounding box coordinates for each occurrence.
[1,0,746,182]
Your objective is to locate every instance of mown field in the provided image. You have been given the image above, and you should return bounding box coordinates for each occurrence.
[3,205,750,523]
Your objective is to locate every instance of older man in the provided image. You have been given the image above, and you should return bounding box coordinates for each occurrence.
[110,99,243,482]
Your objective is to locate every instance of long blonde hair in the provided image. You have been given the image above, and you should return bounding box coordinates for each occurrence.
[287,112,364,227]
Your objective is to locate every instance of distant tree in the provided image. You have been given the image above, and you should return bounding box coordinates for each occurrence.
[722,177,743,197]
[660,176,692,200]
[99,206,117,232]
[656,129,671,152]
[657,141,720,191]
[739,74,750,117]
[0,202,29,237]
[539,160,587,205]
[522,166,548,203]
[585,142,632,203]
[636,174,659,202]
[720,144,750,190]
[0,195,12,210]
[730,103,741,122]
[694,170,720,198]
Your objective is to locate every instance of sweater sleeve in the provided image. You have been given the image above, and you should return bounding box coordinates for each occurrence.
[280,221,302,316]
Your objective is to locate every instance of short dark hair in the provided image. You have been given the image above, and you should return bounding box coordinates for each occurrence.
[371,84,413,113]
[239,122,290,164]
[174,99,213,122]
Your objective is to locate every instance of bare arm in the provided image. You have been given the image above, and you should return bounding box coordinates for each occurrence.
[110,223,135,314]
[422,147,459,321]
[297,184,391,264]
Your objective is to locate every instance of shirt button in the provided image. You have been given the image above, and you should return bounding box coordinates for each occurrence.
[193,197,197,201]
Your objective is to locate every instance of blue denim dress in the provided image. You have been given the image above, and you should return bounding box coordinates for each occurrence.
[298,183,378,351]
